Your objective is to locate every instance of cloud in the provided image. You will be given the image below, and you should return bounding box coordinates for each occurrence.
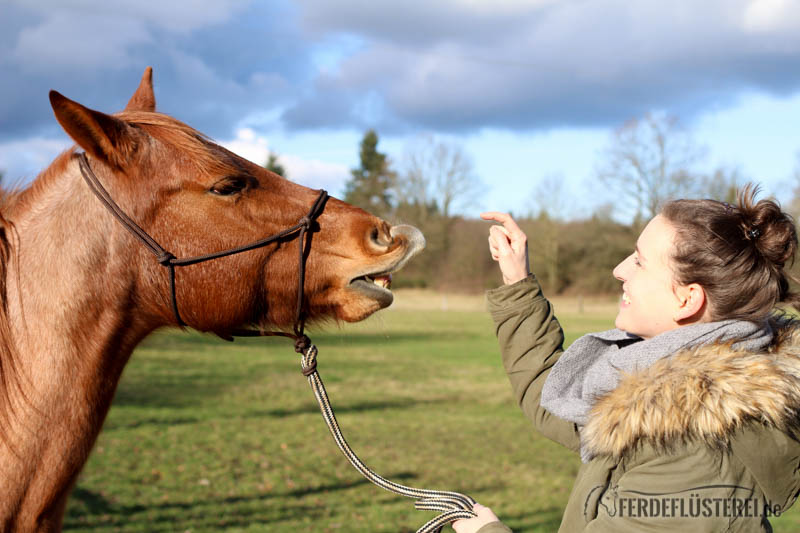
[6,0,254,74]
[0,135,70,186]
[11,13,149,73]
[283,0,800,132]
[0,0,309,141]
[742,0,800,33]
[220,128,271,167]
[219,128,349,193]
[279,154,350,192]
[4,0,800,143]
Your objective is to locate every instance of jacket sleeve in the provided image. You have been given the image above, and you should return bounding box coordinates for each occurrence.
[487,274,580,452]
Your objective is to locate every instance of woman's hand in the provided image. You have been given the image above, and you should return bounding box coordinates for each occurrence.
[481,212,530,285]
[452,503,502,533]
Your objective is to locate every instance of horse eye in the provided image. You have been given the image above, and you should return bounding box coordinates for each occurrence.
[210,177,248,196]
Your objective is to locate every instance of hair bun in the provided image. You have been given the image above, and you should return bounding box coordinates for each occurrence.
[737,184,796,268]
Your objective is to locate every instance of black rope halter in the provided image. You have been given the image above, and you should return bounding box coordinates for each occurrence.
[77,152,328,347]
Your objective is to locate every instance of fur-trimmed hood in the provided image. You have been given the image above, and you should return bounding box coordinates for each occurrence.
[581,318,800,460]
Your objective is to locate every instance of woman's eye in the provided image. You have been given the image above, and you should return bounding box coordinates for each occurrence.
[633,256,642,267]
[210,177,248,196]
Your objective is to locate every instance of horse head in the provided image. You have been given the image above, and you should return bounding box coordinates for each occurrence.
[47,68,424,336]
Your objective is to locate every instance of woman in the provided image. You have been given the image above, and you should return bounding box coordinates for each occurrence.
[454,186,800,532]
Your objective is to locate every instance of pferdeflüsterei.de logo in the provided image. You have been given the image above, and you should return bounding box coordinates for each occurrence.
[593,484,782,519]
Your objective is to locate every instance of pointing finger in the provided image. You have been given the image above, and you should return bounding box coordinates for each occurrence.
[480,211,509,222]
[481,211,523,236]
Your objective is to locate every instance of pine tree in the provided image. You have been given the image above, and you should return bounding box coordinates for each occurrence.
[344,130,394,218]
[265,153,287,178]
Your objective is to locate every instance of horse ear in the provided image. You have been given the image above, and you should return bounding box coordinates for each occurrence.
[125,66,156,112]
[49,90,138,169]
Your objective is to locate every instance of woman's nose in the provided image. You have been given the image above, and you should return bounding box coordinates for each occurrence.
[612,256,630,282]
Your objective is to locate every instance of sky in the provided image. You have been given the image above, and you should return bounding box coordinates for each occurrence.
[2,0,800,221]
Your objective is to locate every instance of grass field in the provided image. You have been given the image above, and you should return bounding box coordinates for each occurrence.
[64,291,800,532]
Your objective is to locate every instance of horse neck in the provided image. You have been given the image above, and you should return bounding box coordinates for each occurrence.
[0,154,159,527]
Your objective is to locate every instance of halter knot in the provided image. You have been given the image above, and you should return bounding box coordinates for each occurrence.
[157,251,175,265]
[294,334,311,354]
[298,216,312,229]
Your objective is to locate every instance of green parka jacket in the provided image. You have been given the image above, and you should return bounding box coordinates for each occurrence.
[477,275,800,533]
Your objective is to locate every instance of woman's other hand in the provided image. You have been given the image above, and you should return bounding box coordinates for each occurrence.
[452,503,502,533]
[481,212,530,285]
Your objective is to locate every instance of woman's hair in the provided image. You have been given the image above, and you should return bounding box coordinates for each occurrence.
[660,184,800,321]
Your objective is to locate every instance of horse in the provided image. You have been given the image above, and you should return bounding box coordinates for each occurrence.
[0,67,424,532]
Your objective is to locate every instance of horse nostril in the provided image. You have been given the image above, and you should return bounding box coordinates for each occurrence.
[370,223,393,248]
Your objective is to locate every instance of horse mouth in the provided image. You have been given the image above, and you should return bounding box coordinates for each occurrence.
[341,224,425,318]
[348,272,394,307]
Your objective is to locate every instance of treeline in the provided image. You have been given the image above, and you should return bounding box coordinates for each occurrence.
[265,113,800,295]
[390,208,800,295]
[388,212,638,294]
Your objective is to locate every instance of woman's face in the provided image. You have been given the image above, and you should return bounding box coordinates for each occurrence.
[612,215,684,339]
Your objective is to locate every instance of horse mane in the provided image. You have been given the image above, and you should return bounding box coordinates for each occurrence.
[0,148,108,443]
[0,197,25,444]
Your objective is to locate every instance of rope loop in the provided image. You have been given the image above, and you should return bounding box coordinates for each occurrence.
[301,360,317,377]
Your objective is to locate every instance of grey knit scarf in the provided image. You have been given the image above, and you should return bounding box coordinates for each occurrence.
[540,319,773,462]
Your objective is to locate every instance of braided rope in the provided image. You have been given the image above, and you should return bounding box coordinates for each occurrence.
[299,344,477,533]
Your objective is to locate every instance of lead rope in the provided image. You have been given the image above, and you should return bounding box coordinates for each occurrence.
[298,343,477,532]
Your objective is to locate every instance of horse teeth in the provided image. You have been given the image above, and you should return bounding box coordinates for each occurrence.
[370,275,391,289]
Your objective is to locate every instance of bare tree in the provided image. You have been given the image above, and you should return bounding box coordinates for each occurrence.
[397,135,484,223]
[699,166,742,203]
[393,136,484,268]
[527,173,567,220]
[597,112,706,221]
[524,173,567,291]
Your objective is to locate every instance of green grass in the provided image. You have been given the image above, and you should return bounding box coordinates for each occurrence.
[64,294,800,532]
